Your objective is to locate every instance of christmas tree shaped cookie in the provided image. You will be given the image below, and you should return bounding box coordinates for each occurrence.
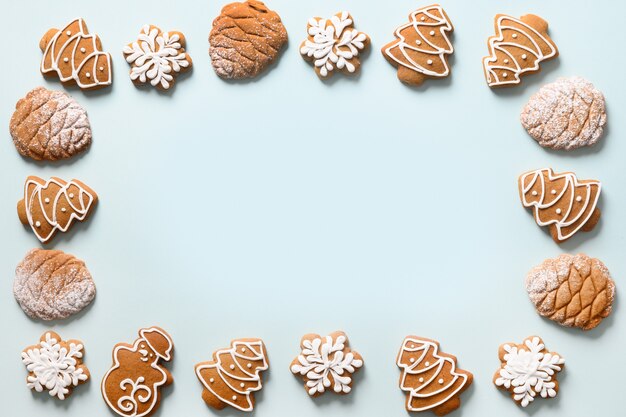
[195,338,269,412]
[483,14,558,87]
[397,337,472,415]
[382,4,454,86]
[519,168,601,243]
[17,176,98,244]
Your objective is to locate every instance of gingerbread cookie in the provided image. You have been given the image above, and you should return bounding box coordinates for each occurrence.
[9,87,92,161]
[40,18,112,90]
[519,168,601,243]
[17,176,98,244]
[483,14,558,87]
[494,336,564,407]
[195,338,269,412]
[124,25,192,90]
[209,1,288,79]
[14,248,96,321]
[521,77,607,150]
[22,331,89,399]
[526,254,615,330]
[300,12,370,79]
[290,331,363,396]
[397,337,473,415]
[102,327,173,417]
[382,5,454,86]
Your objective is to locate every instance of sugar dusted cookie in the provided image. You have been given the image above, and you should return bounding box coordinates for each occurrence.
[209,1,288,79]
[124,25,192,90]
[102,327,173,417]
[10,87,92,161]
[382,4,454,86]
[518,168,601,243]
[526,254,615,330]
[300,12,370,79]
[483,14,558,87]
[14,248,96,321]
[22,331,89,399]
[290,331,363,396]
[40,18,112,90]
[397,336,473,415]
[195,338,269,412]
[494,336,564,407]
[521,77,607,150]
[18,176,97,244]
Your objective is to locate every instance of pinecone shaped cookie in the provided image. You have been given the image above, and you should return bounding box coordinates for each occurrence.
[9,87,91,161]
[526,254,615,330]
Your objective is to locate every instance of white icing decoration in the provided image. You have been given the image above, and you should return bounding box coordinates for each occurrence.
[383,5,453,78]
[397,338,470,412]
[21,332,87,400]
[300,11,368,78]
[520,168,601,241]
[195,340,268,412]
[117,377,152,414]
[483,15,557,87]
[123,25,191,90]
[495,337,564,407]
[291,334,363,395]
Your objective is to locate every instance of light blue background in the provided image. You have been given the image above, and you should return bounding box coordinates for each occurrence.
[0,0,624,416]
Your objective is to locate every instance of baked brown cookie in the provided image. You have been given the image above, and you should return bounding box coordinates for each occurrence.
[209,0,288,79]
[9,87,91,161]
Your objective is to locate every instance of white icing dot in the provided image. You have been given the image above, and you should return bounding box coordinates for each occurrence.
[438,378,444,384]
[576,196,583,202]
[99,66,104,72]
[241,348,246,353]
[424,361,430,366]
[409,358,415,363]
[149,353,153,358]
[86,72,91,78]
[240,382,245,388]
[420,16,425,21]
[502,73,508,78]
[35,221,41,227]
[44,198,50,204]
[551,190,557,195]
[61,207,67,213]
[80,47,86,53]
[66,30,71,36]
[427,59,433,65]
[429,30,435,36]
[209,378,214,383]
[63,57,69,63]
[504,59,509,64]
[418,377,424,383]
[69,193,75,199]
[556,208,562,215]
[512,33,518,39]
[531,191,538,196]
[230,364,235,370]
[232,396,237,401]
[415,40,421,45]
[410,345,415,348]
[522,54,528,60]
[247,363,252,368]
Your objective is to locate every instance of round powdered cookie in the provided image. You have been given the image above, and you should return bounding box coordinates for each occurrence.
[9,87,92,161]
[526,253,615,330]
[14,248,96,321]
[209,0,288,79]
[521,77,607,150]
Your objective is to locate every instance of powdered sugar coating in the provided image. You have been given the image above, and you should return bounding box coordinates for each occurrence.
[521,77,606,150]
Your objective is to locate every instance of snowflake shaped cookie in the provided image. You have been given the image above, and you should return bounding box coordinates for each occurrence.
[21,331,89,399]
[493,336,564,407]
[290,331,363,396]
[123,25,192,90]
[300,11,370,78]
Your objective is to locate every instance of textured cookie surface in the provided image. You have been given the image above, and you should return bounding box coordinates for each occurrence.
[526,253,615,330]
[10,87,91,161]
[397,336,472,416]
[14,249,96,321]
[483,14,558,87]
[209,0,287,79]
[382,5,454,86]
[521,77,606,150]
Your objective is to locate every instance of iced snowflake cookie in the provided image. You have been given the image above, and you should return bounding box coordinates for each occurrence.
[40,18,112,90]
[17,176,98,244]
[397,337,473,415]
[494,336,564,407]
[124,25,192,90]
[526,254,615,330]
[300,11,370,79]
[521,77,607,150]
[519,168,601,243]
[10,87,91,161]
[209,1,288,79]
[14,248,96,321]
[195,338,269,412]
[290,331,363,397]
[483,14,558,87]
[382,5,454,86]
[102,327,173,417]
[22,331,89,399]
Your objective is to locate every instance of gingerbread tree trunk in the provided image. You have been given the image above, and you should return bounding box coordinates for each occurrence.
[483,14,558,87]
[195,339,268,412]
[397,337,472,416]
[383,5,454,86]
[519,168,601,243]
[17,176,97,244]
